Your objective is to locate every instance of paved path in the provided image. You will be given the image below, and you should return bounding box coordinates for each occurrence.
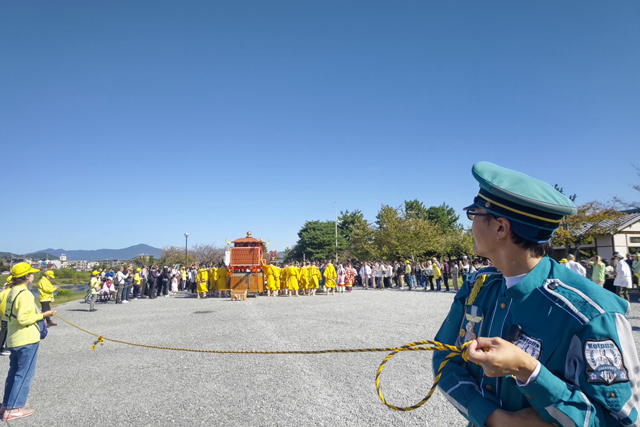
[3,287,639,426]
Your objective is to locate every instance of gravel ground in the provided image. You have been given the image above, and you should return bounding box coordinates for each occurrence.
[3,287,640,426]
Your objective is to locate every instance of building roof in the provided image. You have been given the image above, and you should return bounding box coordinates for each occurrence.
[574,209,640,235]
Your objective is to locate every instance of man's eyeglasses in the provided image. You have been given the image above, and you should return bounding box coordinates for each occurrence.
[465,208,495,221]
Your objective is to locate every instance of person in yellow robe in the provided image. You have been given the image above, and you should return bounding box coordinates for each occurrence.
[324,261,337,295]
[262,261,277,297]
[216,265,229,298]
[309,262,321,296]
[299,263,310,295]
[287,264,300,297]
[196,267,208,299]
[208,266,218,297]
[279,265,287,295]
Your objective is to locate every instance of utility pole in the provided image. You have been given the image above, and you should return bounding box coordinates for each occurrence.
[184,233,189,267]
[335,202,338,264]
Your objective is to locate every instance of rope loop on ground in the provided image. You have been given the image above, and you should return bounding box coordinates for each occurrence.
[54,314,470,412]
[375,340,471,411]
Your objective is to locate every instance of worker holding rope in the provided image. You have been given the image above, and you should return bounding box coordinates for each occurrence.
[433,162,640,426]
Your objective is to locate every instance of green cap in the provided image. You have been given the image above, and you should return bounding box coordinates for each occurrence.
[466,162,577,242]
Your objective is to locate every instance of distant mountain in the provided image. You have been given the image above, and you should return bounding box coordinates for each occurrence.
[29,244,163,261]
[0,251,57,261]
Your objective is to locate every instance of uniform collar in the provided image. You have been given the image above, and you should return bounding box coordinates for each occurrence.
[504,256,551,300]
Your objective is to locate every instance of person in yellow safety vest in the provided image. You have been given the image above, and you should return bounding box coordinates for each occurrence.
[88,271,101,311]
[261,261,277,297]
[35,271,58,326]
[324,261,337,295]
[299,263,310,295]
[133,268,142,298]
[432,261,444,292]
[3,263,56,420]
[180,266,187,291]
[0,276,14,355]
[286,264,300,297]
[216,265,229,298]
[208,266,217,297]
[309,262,321,296]
[196,267,208,299]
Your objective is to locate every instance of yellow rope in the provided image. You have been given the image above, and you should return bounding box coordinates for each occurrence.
[467,274,486,306]
[53,314,473,412]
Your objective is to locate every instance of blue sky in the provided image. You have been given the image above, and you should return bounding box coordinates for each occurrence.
[2,1,639,255]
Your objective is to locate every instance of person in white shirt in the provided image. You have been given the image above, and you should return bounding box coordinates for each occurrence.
[115,266,130,304]
[613,252,632,302]
[140,266,148,297]
[374,262,384,290]
[383,263,393,289]
[565,254,586,277]
[359,262,372,289]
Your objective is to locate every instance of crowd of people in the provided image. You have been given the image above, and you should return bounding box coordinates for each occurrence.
[67,251,640,308]
[83,264,232,308]
[75,257,484,304]
[559,252,640,302]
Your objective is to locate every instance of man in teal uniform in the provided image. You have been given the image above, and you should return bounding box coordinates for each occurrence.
[433,162,640,427]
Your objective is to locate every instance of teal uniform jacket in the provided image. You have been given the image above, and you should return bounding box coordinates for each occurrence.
[433,257,640,427]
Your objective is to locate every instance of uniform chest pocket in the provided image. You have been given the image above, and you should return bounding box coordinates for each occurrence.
[512,326,561,365]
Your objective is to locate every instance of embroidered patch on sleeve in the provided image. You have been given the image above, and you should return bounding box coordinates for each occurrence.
[514,333,543,360]
[584,339,629,384]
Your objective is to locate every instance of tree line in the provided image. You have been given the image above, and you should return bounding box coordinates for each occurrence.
[285,200,474,262]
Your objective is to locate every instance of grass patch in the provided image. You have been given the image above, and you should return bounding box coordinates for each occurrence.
[51,291,85,308]
[0,273,87,308]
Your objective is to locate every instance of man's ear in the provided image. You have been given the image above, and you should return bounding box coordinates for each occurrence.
[495,217,511,240]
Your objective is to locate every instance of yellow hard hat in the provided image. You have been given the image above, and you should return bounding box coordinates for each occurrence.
[405,260,410,264]
[559,258,568,263]
[136,268,141,272]
[92,271,99,276]
[45,271,55,279]
[11,262,40,278]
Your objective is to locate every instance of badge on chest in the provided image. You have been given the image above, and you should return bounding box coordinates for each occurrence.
[457,305,484,346]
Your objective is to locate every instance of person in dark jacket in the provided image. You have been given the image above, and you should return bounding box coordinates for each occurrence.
[147,266,159,299]
[160,267,170,297]
[122,268,134,303]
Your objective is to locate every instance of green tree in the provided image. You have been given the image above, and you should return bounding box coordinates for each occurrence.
[158,246,195,267]
[426,203,461,233]
[343,219,378,261]
[552,185,623,258]
[287,220,347,262]
[374,205,441,260]
[552,201,624,258]
[441,228,475,259]
[338,209,366,242]
[404,199,429,220]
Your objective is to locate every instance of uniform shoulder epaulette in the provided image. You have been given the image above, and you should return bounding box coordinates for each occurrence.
[541,276,628,324]
[467,266,502,285]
